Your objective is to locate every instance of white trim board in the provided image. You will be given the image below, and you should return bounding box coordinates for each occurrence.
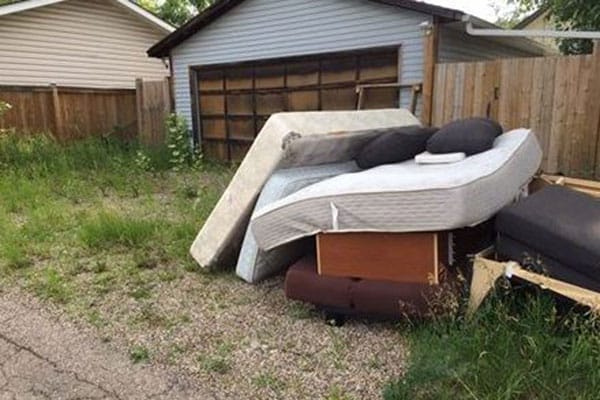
[0,0,175,33]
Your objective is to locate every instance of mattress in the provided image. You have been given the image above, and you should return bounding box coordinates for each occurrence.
[190,109,421,268]
[252,128,542,251]
[236,161,360,283]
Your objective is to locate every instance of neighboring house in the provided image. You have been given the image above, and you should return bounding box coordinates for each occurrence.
[514,5,559,52]
[148,0,546,160]
[0,0,174,89]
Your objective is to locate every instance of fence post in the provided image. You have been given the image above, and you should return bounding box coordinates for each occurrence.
[50,83,64,137]
[135,78,144,141]
[421,18,439,126]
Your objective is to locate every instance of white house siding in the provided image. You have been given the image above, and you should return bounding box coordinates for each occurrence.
[0,0,170,89]
[438,25,536,63]
[171,0,431,128]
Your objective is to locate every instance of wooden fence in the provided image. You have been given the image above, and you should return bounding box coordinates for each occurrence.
[136,78,172,146]
[431,49,600,180]
[0,85,137,140]
[0,78,172,144]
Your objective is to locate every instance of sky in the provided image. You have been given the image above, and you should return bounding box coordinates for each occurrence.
[420,0,509,23]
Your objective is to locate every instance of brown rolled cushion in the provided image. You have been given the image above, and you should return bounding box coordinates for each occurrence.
[285,256,444,318]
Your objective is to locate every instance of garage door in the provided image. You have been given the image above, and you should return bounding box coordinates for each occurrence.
[193,46,400,161]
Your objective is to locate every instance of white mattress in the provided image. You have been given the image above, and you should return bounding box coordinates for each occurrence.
[236,162,359,283]
[190,109,421,268]
[251,129,543,251]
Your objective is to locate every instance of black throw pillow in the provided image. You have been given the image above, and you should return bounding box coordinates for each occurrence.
[356,126,439,169]
[426,118,503,156]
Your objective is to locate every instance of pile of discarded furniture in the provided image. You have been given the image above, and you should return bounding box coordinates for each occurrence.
[190,109,600,319]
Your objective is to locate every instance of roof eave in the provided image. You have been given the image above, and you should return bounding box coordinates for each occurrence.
[148,0,244,58]
[147,0,466,58]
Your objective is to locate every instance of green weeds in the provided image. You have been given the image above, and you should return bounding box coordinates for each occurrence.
[384,289,600,400]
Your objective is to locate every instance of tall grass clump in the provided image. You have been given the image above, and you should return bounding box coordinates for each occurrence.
[384,288,600,400]
[79,212,162,250]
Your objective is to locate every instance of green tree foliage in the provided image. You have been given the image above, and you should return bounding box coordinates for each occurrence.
[506,0,600,54]
[137,0,216,27]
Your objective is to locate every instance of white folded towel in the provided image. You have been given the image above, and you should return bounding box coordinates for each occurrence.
[415,151,466,164]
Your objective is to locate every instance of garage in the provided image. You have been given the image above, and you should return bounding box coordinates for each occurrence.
[149,0,545,162]
[191,46,401,161]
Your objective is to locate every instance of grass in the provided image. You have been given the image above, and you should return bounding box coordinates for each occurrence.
[0,130,232,326]
[129,345,151,364]
[384,288,600,400]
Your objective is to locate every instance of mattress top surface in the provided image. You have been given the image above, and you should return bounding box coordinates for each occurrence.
[256,128,535,216]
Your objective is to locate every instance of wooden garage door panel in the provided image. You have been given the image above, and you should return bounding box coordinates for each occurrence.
[197,70,223,91]
[228,118,255,139]
[322,88,357,110]
[287,61,320,87]
[288,90,319,111]
[321,56,356,84]
[255,65,285,89]
[256,93,286,115]
[201,118,226,139]
[227,94,253,115]
[195,46,399,161]
[226,67,253,90]
[230,142,252,162]
[200,95,224,115]
[203,140,228,160]
[359,51,398,81]
[362,87,399,110]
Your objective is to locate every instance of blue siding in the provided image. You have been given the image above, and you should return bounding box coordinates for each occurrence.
[170,0,431,127]
[438,26,538,63]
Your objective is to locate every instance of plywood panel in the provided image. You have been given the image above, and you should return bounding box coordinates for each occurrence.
[317,232,445,284]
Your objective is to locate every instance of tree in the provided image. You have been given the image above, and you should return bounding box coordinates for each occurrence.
[505,0,600,54]
[136,0,216,27]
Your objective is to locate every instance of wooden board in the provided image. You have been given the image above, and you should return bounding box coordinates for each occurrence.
[316,232,447,284]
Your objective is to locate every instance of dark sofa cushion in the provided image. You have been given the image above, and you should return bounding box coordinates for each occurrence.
[497,234,600,292]
[284,256,445,318]
[356,125,438,169]
[427,118,503,156]
[495,185,600,278]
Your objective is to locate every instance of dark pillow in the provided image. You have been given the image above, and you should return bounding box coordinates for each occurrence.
[426,118,503,156]
[356,126,439,169]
